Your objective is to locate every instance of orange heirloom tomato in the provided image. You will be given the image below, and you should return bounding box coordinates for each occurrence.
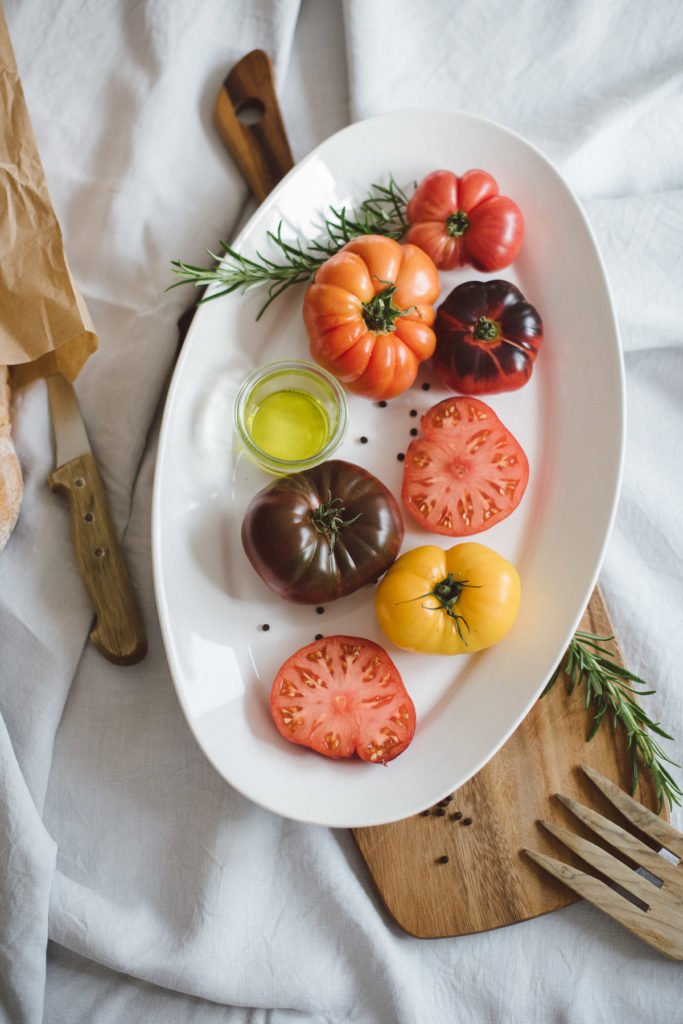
[375,542,520,656]
[302,234,440,400]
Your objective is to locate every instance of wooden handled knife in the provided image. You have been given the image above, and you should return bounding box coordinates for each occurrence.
[47,372,147,665]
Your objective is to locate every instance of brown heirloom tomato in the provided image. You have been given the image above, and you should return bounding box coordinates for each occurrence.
[241,460,404,604]
[434,279,543,395]
[302,234,440,401]
[405,169,524,272]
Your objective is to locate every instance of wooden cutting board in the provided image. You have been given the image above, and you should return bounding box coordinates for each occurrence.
[351,586,667,937]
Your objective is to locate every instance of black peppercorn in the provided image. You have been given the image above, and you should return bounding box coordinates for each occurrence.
[262,624,270,632]
[397,453,405,462]
[316,607,325,615]
[378,400,388,407]
[360,436,368,444]
[451,811,463,821]
[315,634,323,641]
[463,817,473,827]
[436,855,449,864]
[422,382,431,391]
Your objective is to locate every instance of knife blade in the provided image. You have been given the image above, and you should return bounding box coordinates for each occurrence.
[47,372,147,665]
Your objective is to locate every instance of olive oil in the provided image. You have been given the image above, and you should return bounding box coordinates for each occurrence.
[248,388,330,462]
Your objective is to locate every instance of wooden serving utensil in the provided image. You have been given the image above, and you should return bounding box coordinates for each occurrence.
[524,766,683,960]
[214,49,294,201]
[176,50,295,348]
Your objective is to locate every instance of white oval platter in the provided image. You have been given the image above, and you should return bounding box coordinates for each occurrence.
[152,109,624,828]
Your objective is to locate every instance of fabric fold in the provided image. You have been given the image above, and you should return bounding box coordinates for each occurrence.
[1,1,682,1022]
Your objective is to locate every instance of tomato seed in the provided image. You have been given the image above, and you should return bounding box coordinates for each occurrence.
[451,811,463,821]
[463,817,473,826]
[436,855,449,864]
[360,436,368,444]
[316,607,325,614]
[397,453,405,462]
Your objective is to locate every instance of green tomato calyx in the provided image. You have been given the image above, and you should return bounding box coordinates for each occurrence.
[446,210,470,238]
[362,282,414,334]
[430,573,481,643]
[473,316,500,343]
[311,496,362,549]
[395,574,481,645]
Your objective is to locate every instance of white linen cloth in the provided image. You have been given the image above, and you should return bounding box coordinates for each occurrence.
[2,0,683,1021]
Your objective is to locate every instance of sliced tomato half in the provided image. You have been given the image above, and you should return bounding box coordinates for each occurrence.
[270,635,416,763]
[402,396,529,537]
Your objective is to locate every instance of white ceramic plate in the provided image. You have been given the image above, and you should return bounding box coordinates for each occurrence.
[152,109,624,828]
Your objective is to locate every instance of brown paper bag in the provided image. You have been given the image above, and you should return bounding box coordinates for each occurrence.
[0,4,97,386]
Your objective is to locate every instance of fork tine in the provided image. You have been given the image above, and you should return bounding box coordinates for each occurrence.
[524,848,683,960]
[539,819,659,907]
[582,765,683,858]
[557,794,683,897]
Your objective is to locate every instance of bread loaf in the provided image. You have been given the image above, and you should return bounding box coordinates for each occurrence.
[0,366,23,551]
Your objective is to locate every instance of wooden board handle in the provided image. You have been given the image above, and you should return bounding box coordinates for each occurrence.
[214,49,294,201]
[49,453,147,665]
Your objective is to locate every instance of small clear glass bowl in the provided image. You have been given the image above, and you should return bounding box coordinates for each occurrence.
[234,360,348,475]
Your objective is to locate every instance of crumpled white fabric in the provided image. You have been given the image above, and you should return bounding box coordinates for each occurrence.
[2,1,682,1022]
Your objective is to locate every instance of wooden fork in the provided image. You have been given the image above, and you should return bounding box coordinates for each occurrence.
[524,764,683,959]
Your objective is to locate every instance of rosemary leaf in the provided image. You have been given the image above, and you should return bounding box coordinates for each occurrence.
[168,176,412,318]
[544,631,682,811]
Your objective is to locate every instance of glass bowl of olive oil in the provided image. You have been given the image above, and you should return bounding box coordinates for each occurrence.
[234,360,348,474]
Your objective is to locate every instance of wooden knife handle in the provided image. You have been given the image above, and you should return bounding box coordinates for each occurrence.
[49,453,147,666]
[214,49,294,202]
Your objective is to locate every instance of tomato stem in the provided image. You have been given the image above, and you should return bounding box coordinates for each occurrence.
[446,210,469,238]
[311,496,362,548]
[429,575,466,641]
[398,574,480,644]
[473,316,500,342]
[362,282,414,334]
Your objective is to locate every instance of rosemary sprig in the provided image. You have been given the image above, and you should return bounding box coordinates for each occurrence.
[543,630,681,811]
[168,176,412,319]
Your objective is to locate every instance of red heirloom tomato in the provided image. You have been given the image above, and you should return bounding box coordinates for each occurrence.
[241,460,404,604]
[270,635,416,763]
[434,279,543,395]
[302,234,440,401]
[402,396,529,536]
[405,169,524,272]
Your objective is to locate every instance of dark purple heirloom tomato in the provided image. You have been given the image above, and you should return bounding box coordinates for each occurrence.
[241,460,404,604]
[434,279,543,395]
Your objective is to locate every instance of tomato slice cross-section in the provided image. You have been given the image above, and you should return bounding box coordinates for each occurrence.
[270,635,416,763]
[401,396,529,536]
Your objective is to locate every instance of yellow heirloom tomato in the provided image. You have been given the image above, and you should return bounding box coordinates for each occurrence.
[374,542,520,655]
